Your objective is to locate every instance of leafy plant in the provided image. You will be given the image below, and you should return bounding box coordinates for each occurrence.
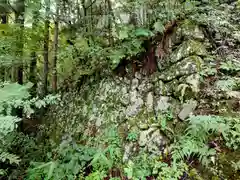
[171,115,229,166]
[27,126,123,179]
[126,131,138,142]
[27,142,97,180]
[123,153,152,179]
[222,117,240,150]
[0,83,33,174]
[153,160,188,180]
[0,82,60,176]
[231,160,240,171]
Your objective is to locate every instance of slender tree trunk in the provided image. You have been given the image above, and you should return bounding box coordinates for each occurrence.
[52,0,59,93]
[77,0,81,23]
[13,0,25,123]
[29,51,37,94]
[42,0,50,97]
[15,0,25,85]
[81,0,87,32]
[0,1,7,81]
[29,7,40,97]
[106,0,113,46]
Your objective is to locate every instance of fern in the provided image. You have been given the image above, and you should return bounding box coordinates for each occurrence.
[0,115,21,136]
[220,61,240,73]
[171,115,230,166]
[186,115,229,138]
[155,161,188,180]
[222,117,240,150]
[0,151,21,165]
[0,82,60,177]
[0,83,33,169]
[215,78,240,91]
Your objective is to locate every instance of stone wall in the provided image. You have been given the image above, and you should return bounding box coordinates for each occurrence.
[47,19,240,163]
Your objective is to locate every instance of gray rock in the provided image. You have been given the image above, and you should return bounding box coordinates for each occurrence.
[123,142,134,162]
[138,81,153,93]
[119,87,129,105]
[148,131,167,155]
[146,92,154,112]
[131,78,139,90]
[158,56,203,82]
[123,77,131,85]
[135,72,142,79]
[139,123,149,130]
[170,40,207,64]
[182,24,205,41]
[154,80,167,96]
[138,127,156,147]
[130,90,139,103]
[155,96,171,112]
[126,98,144,117]
[95,117,103,127]
[185,73,201,94]
[178,100,198,120]
[174,20,205,43]
[139,128,168,155]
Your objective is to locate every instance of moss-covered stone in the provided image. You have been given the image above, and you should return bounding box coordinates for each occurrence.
[164,79,179,95]
[170,40,207,63]
[175,19,205,42]
[158,56,203,82]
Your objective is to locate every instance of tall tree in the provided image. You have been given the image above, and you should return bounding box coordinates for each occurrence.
[15,0,25,84]
[81,0,87,32]
[42,0,50,97]
[52,0,59,93]
[106,0,113,46]
[29,2,40,97]
[0,0,8,81]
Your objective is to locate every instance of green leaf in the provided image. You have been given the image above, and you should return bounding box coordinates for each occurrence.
[47,161,57,179]
[134,28,153,37]
[0,169,6,175]
[31,161,53,171]
[118,29,129,39]
[0,115,21,135]
[124,161,134,178]
[161,118,167,130]
[0,151,20,165]
[153,21,165,32]
[108,49,125,69]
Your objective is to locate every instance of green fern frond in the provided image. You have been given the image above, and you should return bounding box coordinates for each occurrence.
[0,115,21,135]
[187,115,229,136]
[171,115,231,166]
[215,78,240,91]
[0,151,20,165]
[171,135,215,167]
[0,169,6,175]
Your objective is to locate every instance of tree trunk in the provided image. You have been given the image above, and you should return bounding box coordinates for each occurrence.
[29,7,40,97]
[81,0,87,32]
[52,0,59,93]
[42,0,50,97]
[106,0,114,46]
[13,0,25,122]
[0,0,7,81]
[15,0,25,85]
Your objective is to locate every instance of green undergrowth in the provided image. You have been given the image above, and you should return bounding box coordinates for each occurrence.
[14,109,239,179]
[0,82,239,179]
